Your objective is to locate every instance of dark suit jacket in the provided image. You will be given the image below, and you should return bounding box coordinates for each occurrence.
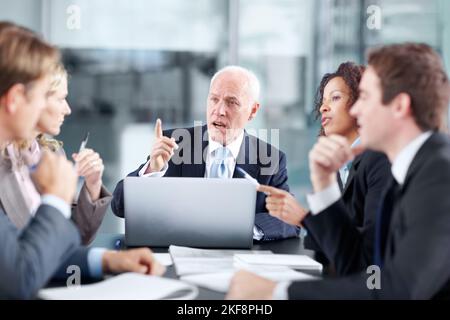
[304,150,391,275]
[288,133,450,299]
[112,125,300,241]
[0,205,94,299]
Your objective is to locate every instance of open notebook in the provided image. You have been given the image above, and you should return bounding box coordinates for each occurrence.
[38,273,198,300]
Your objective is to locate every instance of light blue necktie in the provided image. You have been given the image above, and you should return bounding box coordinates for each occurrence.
[210,147,231,179]
[339,161,352,186]
[340,137,360,186]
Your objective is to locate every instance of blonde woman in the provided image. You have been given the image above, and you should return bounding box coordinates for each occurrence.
[0,22,165,300]
[0,63,112,244]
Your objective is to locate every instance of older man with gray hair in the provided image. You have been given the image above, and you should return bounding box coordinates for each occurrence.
[112,65,299,241]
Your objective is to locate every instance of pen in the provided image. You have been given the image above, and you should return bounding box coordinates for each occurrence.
[114,239,122,250]
[29,133,90,173]
[75,132,89,172]
[235,166,260,188]
[78,131,90,154]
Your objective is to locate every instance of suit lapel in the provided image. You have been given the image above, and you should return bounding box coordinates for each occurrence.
[385,133,439,256]
[180,125,207,178]
[178,127,261,179]
[374,176,399,267]
[0,159,31,228]
[402,132,437,189]
[233,132,260,180]
[336,172,344,192]
[342,154,362,195]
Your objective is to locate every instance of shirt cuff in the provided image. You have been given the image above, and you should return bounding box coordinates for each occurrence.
[41,194,71,219]
[138,160,168,177]
[253,225,264,240]
[306,182,341,215]
[87,248,107,279]
[273,281,291,300]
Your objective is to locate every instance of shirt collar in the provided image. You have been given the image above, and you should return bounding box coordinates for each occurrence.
[208,130,245,160]
[391,131,432,185]
[340,136,360,171]
[5,144,19,168]
[27,139,41,165]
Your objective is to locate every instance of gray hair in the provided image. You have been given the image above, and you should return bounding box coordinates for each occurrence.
[209,65,261,104]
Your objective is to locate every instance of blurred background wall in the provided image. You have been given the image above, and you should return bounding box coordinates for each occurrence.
[1,0,449,234]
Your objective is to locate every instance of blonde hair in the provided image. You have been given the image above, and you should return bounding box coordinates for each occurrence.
[12,62,68,153]
[0,21,60,98]
[48,62,68,96]
[2,134,62,168]
[36,134,63,152]
[0,21,61,160]
[35,62,68,152]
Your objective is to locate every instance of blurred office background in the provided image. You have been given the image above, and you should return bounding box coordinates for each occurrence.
[1,0,449,234]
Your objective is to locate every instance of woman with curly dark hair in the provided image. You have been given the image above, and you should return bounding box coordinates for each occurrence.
[315,62,364,140]
[258,62,392,276]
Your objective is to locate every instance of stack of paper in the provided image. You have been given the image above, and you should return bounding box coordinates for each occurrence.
[169,245,320,293]
[181,267,317,293]
[38,273,198,300]
[234,254,323,274]
[169,245,272,276]
[153,253,173,266]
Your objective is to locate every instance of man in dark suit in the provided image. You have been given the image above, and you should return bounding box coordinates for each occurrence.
[304,150,391,275]
[112,66,299,241]
[227,43,450,299]
[0,21,164,299]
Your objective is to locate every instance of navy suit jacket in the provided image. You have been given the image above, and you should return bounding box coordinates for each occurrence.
[0,204,94,299]
[304,150,391,275]
[112,125,300,241]
[288,133,450,299]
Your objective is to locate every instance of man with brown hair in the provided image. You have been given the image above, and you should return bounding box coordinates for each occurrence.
[0,21,165,299]
[227,43,450,299]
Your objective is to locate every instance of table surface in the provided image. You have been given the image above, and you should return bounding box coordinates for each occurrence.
[89,233,314,300]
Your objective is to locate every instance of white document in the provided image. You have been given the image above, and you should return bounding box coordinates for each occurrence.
[181,272,234,293]
[181,266,318,293]
[154,253,173,266]
[169,245,272,276]
[38,273,198,300]
[234,254,323,273]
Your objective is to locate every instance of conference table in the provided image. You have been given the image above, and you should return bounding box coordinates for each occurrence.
[90,233,316,300]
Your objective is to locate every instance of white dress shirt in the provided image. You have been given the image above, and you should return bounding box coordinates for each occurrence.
[391,131,432,185]
[273,131,433,300]
[137,130,264,240]
[338,137,361,187]
[138,131,244,179]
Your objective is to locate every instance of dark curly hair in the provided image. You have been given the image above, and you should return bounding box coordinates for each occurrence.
[314,62,365,136]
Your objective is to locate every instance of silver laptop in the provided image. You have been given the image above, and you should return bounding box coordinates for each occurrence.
[124,177,256,248]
